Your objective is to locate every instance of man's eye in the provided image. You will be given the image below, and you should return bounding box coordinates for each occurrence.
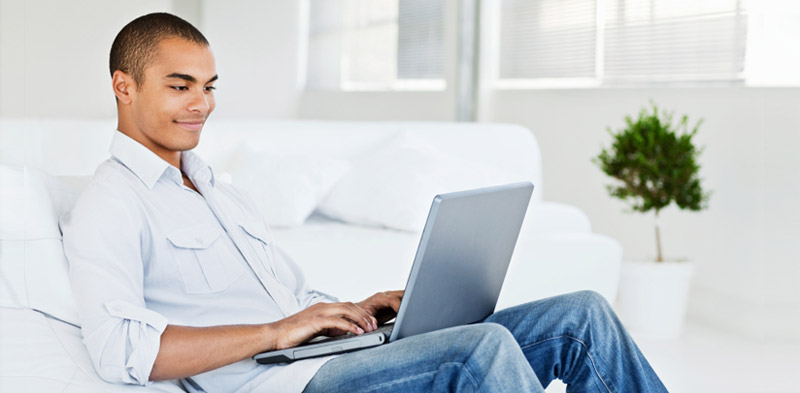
[170,86,188,91]
[204,86,216,92]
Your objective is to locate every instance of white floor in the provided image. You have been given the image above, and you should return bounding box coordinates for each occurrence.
[544,320,800,393]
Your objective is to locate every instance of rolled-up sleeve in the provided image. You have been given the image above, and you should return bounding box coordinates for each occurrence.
[85,300,168,384]
[62,183,167,386]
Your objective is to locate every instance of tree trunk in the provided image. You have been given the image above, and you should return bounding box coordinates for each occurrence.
[655,210,663,262]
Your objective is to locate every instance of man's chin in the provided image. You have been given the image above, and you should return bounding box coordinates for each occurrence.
[179,138,201,151]
[171,134,202,151]
[171,125,204,150]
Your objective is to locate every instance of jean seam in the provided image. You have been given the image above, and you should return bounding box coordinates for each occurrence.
[357,362,478,393]
[443,361,480,392]
[521,335,614,393]
[360,370,437,392]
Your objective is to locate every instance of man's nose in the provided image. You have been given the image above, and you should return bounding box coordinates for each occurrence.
[187,89,210,113]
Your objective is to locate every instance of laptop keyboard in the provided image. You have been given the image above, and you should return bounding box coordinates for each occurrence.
[305,324,394,345]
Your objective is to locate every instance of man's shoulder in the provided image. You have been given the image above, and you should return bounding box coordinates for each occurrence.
[67,158,145,223]
[79,159,139,198]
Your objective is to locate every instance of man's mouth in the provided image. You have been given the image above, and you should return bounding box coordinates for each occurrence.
[174,120,205,132]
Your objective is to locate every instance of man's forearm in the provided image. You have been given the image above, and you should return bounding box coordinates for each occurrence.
[149,323,277,381]
[149,297,399,382]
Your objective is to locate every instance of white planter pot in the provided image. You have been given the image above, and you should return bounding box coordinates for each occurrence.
[615,260,694,339]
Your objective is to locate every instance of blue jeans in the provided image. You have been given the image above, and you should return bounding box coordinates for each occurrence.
[303,291,668,393]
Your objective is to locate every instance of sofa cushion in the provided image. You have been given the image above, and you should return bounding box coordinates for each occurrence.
[271,214,622,307]
[0,164,82,326]
[0,307,186,392]
[0,165,61,240]
[317,131,528,232]
[224,144,351,227]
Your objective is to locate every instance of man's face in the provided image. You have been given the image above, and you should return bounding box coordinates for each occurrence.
[127,37,217,155]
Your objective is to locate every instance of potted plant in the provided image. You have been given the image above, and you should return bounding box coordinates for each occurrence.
[594,103,710,339]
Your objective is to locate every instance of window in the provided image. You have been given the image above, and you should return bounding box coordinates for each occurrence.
[497,0,749,87]
[305,0,445,91]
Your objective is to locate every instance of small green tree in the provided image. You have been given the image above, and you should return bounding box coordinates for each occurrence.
[594,104,710,262]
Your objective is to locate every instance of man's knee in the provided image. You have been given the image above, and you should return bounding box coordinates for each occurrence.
[430,324,536,391]
[571,290,612,310]
[474,322,516,344]
[563,290,620,329]
[448,323,518,356]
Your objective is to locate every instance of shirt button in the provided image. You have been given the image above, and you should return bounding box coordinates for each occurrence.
[195,237,203,244]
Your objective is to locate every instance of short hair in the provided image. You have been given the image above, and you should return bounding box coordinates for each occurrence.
[109,12,209,87]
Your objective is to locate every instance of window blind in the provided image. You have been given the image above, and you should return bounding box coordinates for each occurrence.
[499,0,748,85]
[603,0,747,82]
[500,0,597,79]
[398,0,445,79]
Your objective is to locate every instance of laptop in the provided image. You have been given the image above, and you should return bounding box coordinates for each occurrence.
[253,181,534,365]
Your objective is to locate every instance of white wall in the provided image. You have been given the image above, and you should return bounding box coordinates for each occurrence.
[0,0,202,119]
[200,0,302,119]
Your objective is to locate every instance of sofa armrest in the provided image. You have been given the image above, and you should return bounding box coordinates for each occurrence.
[498,232,623,309]
[522,201,592,234]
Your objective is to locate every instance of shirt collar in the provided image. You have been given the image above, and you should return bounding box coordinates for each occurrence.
[109,130,215,190]
[181,149,216,188]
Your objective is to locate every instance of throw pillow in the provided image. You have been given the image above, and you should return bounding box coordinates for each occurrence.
[225,144,352,227]
[317,131,522,232]
[0,164,81,326]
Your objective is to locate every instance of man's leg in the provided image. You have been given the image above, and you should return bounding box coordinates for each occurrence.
[484,290,669,393]
[303,323,545,393]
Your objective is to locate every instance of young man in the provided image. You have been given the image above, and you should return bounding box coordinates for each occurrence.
[63,12,669,393]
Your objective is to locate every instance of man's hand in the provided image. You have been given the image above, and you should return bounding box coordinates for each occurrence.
[269,301,379,350]
[357,290,404,326]
[268,290,404,350]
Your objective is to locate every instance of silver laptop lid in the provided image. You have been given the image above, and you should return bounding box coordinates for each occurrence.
[389,182,534,342]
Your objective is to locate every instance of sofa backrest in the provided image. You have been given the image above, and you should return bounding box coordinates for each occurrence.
[0,118,543,201]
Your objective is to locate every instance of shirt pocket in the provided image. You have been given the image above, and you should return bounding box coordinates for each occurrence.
[237,220,278,278]
[166,223,244,294]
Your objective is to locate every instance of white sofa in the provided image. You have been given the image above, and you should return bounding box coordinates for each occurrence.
[0,119,622,392]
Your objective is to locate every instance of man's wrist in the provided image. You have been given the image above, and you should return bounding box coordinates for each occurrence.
[258,323,279,353]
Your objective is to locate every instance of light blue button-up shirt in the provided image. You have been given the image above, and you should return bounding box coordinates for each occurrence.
[62,130,338,393]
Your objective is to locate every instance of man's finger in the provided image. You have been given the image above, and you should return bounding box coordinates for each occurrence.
[353,302,379,329]
[344,302,377,331]
[375,291,401,311]
[323,316,364,336]
[382,290,404,298]
[386,294,402,312]
[321,302,375,332]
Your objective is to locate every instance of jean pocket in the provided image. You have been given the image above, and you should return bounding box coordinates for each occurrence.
[166,224,244,294]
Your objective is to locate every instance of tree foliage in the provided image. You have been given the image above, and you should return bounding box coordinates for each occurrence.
[594,104,710,215]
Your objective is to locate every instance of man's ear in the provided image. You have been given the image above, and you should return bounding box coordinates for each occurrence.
[112,70,134,104]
